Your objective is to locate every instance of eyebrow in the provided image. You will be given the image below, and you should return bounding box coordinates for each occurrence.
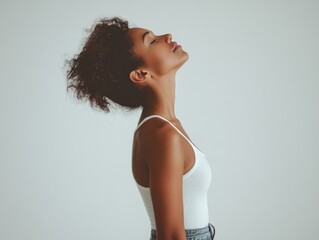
[142,31,151,43]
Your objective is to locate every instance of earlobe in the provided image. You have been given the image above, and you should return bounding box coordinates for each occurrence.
[129,69,148,84]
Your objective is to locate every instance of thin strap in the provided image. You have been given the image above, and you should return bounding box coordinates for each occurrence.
[135,115,197,150]
[135,115,160,132]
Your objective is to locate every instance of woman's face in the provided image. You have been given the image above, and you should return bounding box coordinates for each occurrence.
[126,27,189,77]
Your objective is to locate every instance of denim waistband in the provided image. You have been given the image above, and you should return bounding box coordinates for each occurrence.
[150,223,216,239]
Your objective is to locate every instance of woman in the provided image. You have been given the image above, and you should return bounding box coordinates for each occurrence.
[65,16,215,240]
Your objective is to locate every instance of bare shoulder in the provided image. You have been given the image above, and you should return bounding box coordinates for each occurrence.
[137,119,185,167]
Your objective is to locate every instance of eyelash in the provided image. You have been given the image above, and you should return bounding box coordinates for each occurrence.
[150,39,157,45]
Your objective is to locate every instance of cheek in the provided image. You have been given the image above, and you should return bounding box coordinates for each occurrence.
[147,51,175,74]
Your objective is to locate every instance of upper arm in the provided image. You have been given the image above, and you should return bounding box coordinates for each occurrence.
[147,128,186,240]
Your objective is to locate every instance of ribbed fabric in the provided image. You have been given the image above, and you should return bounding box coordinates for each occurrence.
[134,115,212,230]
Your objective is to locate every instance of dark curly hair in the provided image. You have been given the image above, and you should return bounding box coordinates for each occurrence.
[64,16,144,113]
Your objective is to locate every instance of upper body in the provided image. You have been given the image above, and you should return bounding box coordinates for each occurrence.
[132,114,212,240]
[132,117,189,239]
[65,17,208,240]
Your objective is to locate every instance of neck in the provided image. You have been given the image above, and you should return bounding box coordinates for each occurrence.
[140,73,177,122]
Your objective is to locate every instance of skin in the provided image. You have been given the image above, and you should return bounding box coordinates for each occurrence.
[127,28,196,240]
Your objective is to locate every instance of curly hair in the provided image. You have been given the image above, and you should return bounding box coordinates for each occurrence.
[64,16,144,113]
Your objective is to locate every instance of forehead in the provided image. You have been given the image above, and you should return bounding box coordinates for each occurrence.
[127,27,152,41]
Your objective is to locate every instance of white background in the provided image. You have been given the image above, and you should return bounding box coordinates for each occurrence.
[0,0,318,239]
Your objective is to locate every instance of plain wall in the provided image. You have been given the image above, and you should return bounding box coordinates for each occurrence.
[0,0,318,239]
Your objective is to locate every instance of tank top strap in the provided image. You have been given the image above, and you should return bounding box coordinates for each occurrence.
[134,114,197,150]
[135,115,162,133]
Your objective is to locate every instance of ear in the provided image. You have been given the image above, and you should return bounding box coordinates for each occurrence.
[129,68,149,85]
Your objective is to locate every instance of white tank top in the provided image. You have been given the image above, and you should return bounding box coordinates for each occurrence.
[133,115,212,230]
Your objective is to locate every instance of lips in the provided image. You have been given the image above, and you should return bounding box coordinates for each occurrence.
[171,42,182,52]
[174,45,181,51]
[172,42,178,52]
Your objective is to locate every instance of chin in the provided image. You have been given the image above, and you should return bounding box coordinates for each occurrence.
[179,53,189,67]
[184,52,189,61]
[169,53,190,72]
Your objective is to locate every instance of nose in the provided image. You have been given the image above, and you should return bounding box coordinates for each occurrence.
[165,33,172,43]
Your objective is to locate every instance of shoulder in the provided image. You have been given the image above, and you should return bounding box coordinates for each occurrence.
[137,118,184,159]
[135,118,184,167]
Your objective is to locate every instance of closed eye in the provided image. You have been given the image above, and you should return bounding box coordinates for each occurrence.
[150,39,157,45]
